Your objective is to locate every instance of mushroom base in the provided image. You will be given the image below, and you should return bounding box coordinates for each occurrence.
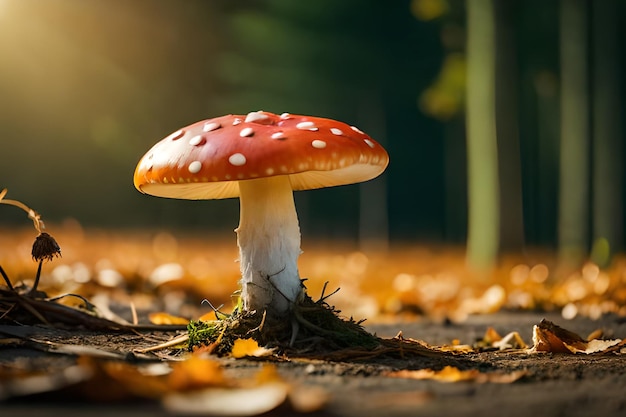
[188,292,379,355]
[236,176,304,318]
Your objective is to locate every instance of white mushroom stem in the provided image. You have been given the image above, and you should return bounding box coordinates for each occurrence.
[236,175,303,317]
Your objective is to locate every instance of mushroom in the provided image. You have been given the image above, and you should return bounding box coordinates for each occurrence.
[134,111,389,320]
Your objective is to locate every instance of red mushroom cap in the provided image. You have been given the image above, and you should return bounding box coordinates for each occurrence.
[134,111,389,199]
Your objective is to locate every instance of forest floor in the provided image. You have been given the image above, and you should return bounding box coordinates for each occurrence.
[1,311,625,417]
[2,227,626,416]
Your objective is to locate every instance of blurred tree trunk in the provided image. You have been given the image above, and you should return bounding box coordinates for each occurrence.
[466,0,499,269]
[494,0,525,251]
[591,0,623,267]
[558,0,589,264]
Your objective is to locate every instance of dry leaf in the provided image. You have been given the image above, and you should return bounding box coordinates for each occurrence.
[531,319,622,354]
[97,358,171,399]
[168,355,226,391]
[163,383,289,416]
[493,331,527,350]
[475,370,528,383]
[230,338,275,359]
[0,364,91,400]
[388,366,527,384]
[580,339,623,354]
[437,344,475,353]
[148,312,189,325]
[483,326,502,344]
[389,366,479,382]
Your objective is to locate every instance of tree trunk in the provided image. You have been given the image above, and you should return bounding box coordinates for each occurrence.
[466,0,499,270]
[558,0,589,264]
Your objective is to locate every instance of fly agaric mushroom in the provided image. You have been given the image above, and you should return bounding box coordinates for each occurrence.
[134,111,388,320]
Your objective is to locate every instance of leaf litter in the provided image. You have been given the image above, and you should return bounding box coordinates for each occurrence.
[2,190,626,415]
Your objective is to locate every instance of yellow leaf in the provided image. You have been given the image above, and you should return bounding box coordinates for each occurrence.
[388,366,527,384]
[438,342,475,353]
[168,355,226,391]
[148,312,189,325]
[231,338,275,359]
[483,326,502,344]
[390,366,479,382]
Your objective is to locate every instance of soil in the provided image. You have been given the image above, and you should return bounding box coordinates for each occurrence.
[1,311,626,417]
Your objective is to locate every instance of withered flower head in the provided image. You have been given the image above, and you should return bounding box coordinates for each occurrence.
[32,232,61,262]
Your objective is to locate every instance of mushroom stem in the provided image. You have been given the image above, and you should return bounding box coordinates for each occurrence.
[236,176,303,318]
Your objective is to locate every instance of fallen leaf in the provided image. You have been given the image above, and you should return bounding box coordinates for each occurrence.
[168,355,226,391]
[492,331,527,350]
[573,338,622,354]
[0,364,92,400]
[149,312,189,325]
[437,344,475,353]
[163,383,289,416]
[231,338,275,359]
[389,366,479,382]
[531,319,622,354]
[483,326,502,344]
[388,366,527,384]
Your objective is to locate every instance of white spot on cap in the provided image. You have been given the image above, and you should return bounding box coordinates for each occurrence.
[233,118,242,126]
[351,125,364,134]
[271,131,286,140]
[240,127,254,137]
[189,135,204,146]
[228,153,246,166]
[296,121,316,130]
[203,122,221,132]
[311,140,327,149]
[280,113,291,119]
[188,161,202,173]
[330,128,343,136]
[167,129,185,141]
[244,111,269,123]
[266,168,275,175]
[364,139,375,148]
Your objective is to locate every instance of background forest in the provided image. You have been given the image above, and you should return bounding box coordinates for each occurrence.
[0,0,624,265]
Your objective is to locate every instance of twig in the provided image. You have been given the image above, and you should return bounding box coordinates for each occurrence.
[201,298,228,320]
[130,301,138,325]
[0,289,187,332]
[29,260,43,294]
[0,265,15,291]
[0,189,45,233]
[134,333,190,353]
[318,281,340,303]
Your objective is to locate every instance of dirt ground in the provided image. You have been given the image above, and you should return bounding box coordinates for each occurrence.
[1,311,626,417]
